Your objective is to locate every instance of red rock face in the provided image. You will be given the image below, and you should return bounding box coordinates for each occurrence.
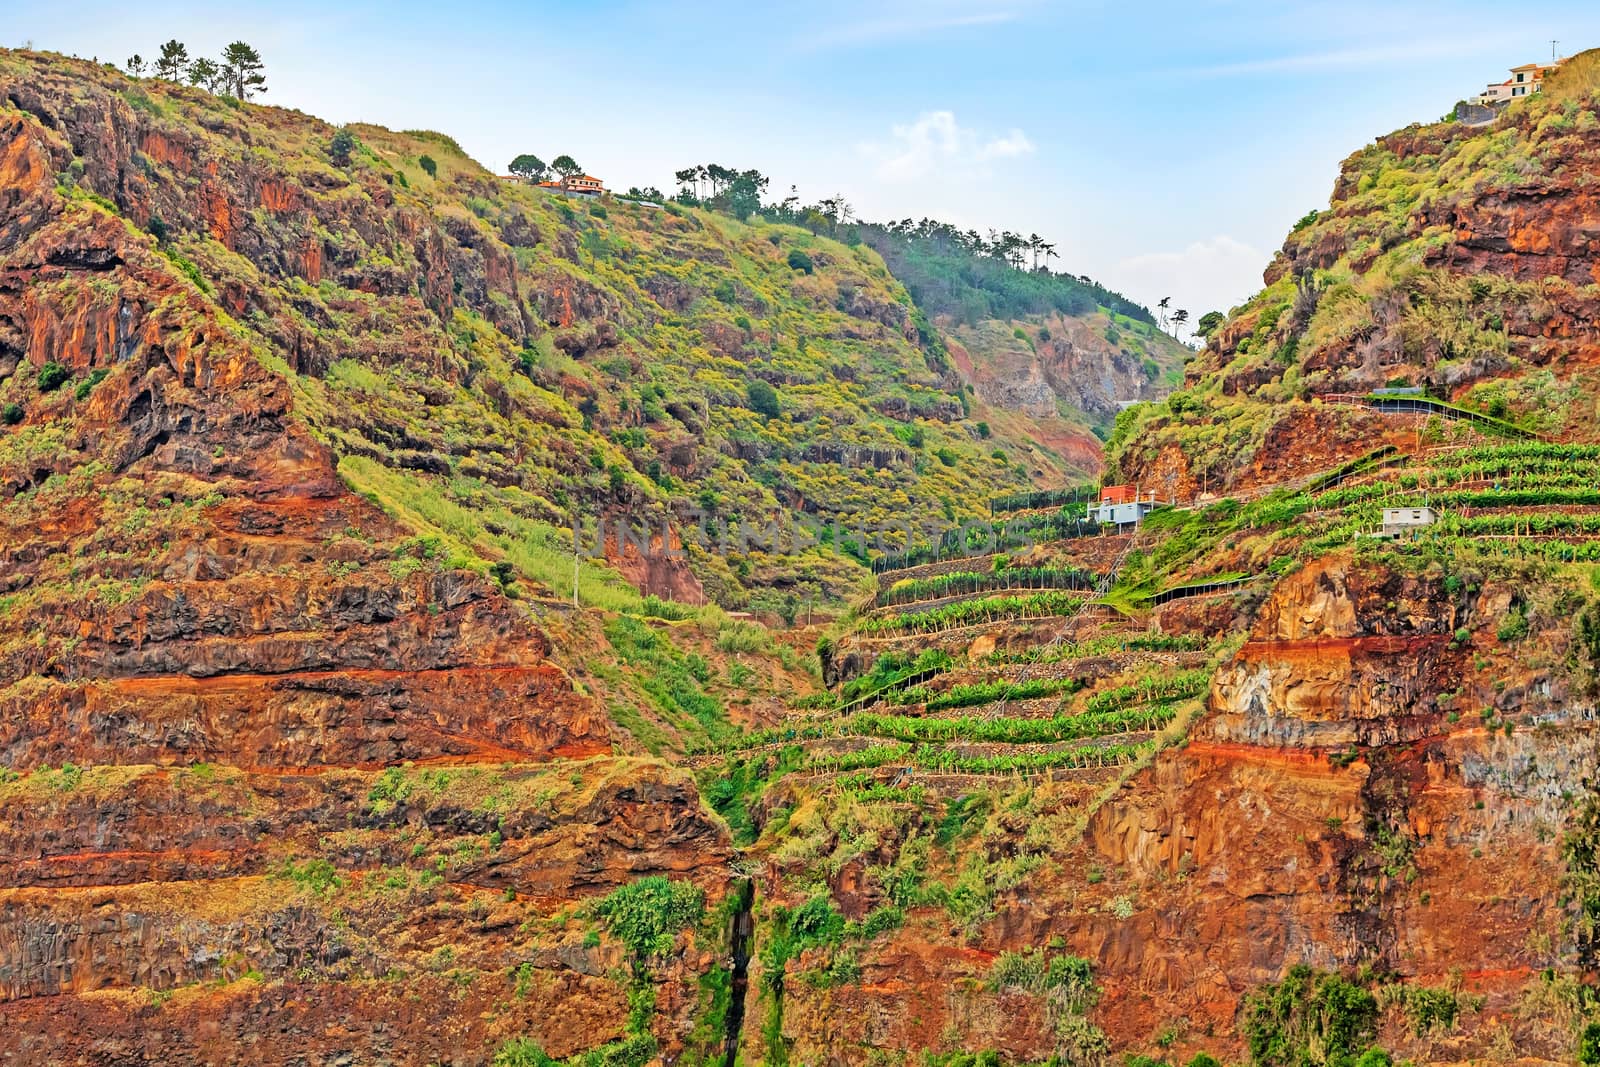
[0,56,734,1064]
[767,555,1590,1065]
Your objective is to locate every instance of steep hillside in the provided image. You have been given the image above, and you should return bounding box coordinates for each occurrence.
[1112,52,1600,498]
[946,310,1186,481]
[857,221,1190,483]
[0,48,768,1065]
[686,51,1600,1067]
[11,41,1600,1067]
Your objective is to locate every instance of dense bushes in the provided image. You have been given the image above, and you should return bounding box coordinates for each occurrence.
[36,361,70,392]
[1241,965,1382,1067]
[746,378,781,417]
[857,705,1176,745]
[591,876,705,963]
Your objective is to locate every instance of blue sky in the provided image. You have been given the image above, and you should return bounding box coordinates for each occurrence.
[11,0,1600,326]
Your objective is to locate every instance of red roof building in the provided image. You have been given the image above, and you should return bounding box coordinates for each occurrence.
[1099,484,1137,505]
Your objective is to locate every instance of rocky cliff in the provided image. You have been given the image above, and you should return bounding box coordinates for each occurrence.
[1112,53,1600,496]
[9,42,1600,1067]
[0,50,745,1064]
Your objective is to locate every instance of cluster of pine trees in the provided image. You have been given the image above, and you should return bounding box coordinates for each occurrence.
[123,39,266,100]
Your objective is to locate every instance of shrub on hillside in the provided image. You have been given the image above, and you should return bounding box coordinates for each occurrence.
[37,362,70,393]
[329,126,357,167]
[746,378,780,418]
[786,249,814,274]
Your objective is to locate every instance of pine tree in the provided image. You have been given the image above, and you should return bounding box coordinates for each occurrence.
[508,154,547,182]
[154,40,188,80]
[219,41,267,100]
[187,58,221,92]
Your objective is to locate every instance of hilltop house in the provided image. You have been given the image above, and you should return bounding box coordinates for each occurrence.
[1478,58,1564,104]
[536,173,606,197]
[498,173,608,197]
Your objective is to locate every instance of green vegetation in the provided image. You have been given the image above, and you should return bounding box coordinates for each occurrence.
[839,647,954,706]
[328,126,357,167]
[989,485,1095,515]
[73,368,109,400]
[1241,966,1383,1067]
[590,875,705,964]
[876,565,1096,608]
[857,591,1084,635]
[855,704,1176,745]
[128,38,269,98]
[856,219,1152,327]
[36,362,70,393]
[701,745,806,845]
[746,378,781,418]
[493,1035,656,1067]
[604,616,736,749]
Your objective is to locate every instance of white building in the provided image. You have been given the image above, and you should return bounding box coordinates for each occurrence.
[1478,59,1564,104]
[1087,485,1162,526]
[1381,507,1436,534]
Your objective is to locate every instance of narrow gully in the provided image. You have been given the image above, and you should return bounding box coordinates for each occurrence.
[721,877,755,1067]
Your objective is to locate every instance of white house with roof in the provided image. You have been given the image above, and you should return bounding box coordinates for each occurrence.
[1478,58,1565,104]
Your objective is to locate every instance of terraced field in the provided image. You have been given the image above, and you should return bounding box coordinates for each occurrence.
[705,439,1600,845]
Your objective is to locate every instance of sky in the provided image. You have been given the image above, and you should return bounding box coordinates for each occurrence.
[11,0,1600,331]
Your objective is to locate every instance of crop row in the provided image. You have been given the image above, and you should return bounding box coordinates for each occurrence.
[1439,512,1600,536]
[1081,668,1211,714]
[1431,443,1600,469]
[871,510,1101,573]
[908,740,1152,775]
[896,676,1085,711]
[852,703,1178,745]
[989,485,1096,516]
[876,565,1097,607]
[976,632,1210,666]
[856,590,1084,635]
[837,648,955,705]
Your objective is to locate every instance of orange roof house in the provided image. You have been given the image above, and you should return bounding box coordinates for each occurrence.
[1099,484,1137,505]
[533,174,607,196]
[1478,58,1564,104]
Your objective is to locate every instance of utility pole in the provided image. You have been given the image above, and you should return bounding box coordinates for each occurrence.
[1553,40,1560,63]
[571,520,581,608]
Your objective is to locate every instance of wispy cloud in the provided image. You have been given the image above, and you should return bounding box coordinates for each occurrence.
[860,110,1035,182]
[1170,33,1507,78]
[1108,235,1267,327]
[800,8,1018,50]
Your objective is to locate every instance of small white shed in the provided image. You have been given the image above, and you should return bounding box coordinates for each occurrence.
[1380,507,1436,534]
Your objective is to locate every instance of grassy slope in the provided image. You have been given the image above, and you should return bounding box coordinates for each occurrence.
[1110,51,1600,488]
[0,49,1036,618]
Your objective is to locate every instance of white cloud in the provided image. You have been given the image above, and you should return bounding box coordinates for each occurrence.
[861,110,1035,183]
[1105,236,1269,336]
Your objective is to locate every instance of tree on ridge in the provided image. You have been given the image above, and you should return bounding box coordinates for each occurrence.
[154,40,188,80]
[220,41,267,100]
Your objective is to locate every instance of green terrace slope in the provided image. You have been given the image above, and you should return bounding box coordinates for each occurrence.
[1111,49,1600,498]
[0,48,1032,616]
